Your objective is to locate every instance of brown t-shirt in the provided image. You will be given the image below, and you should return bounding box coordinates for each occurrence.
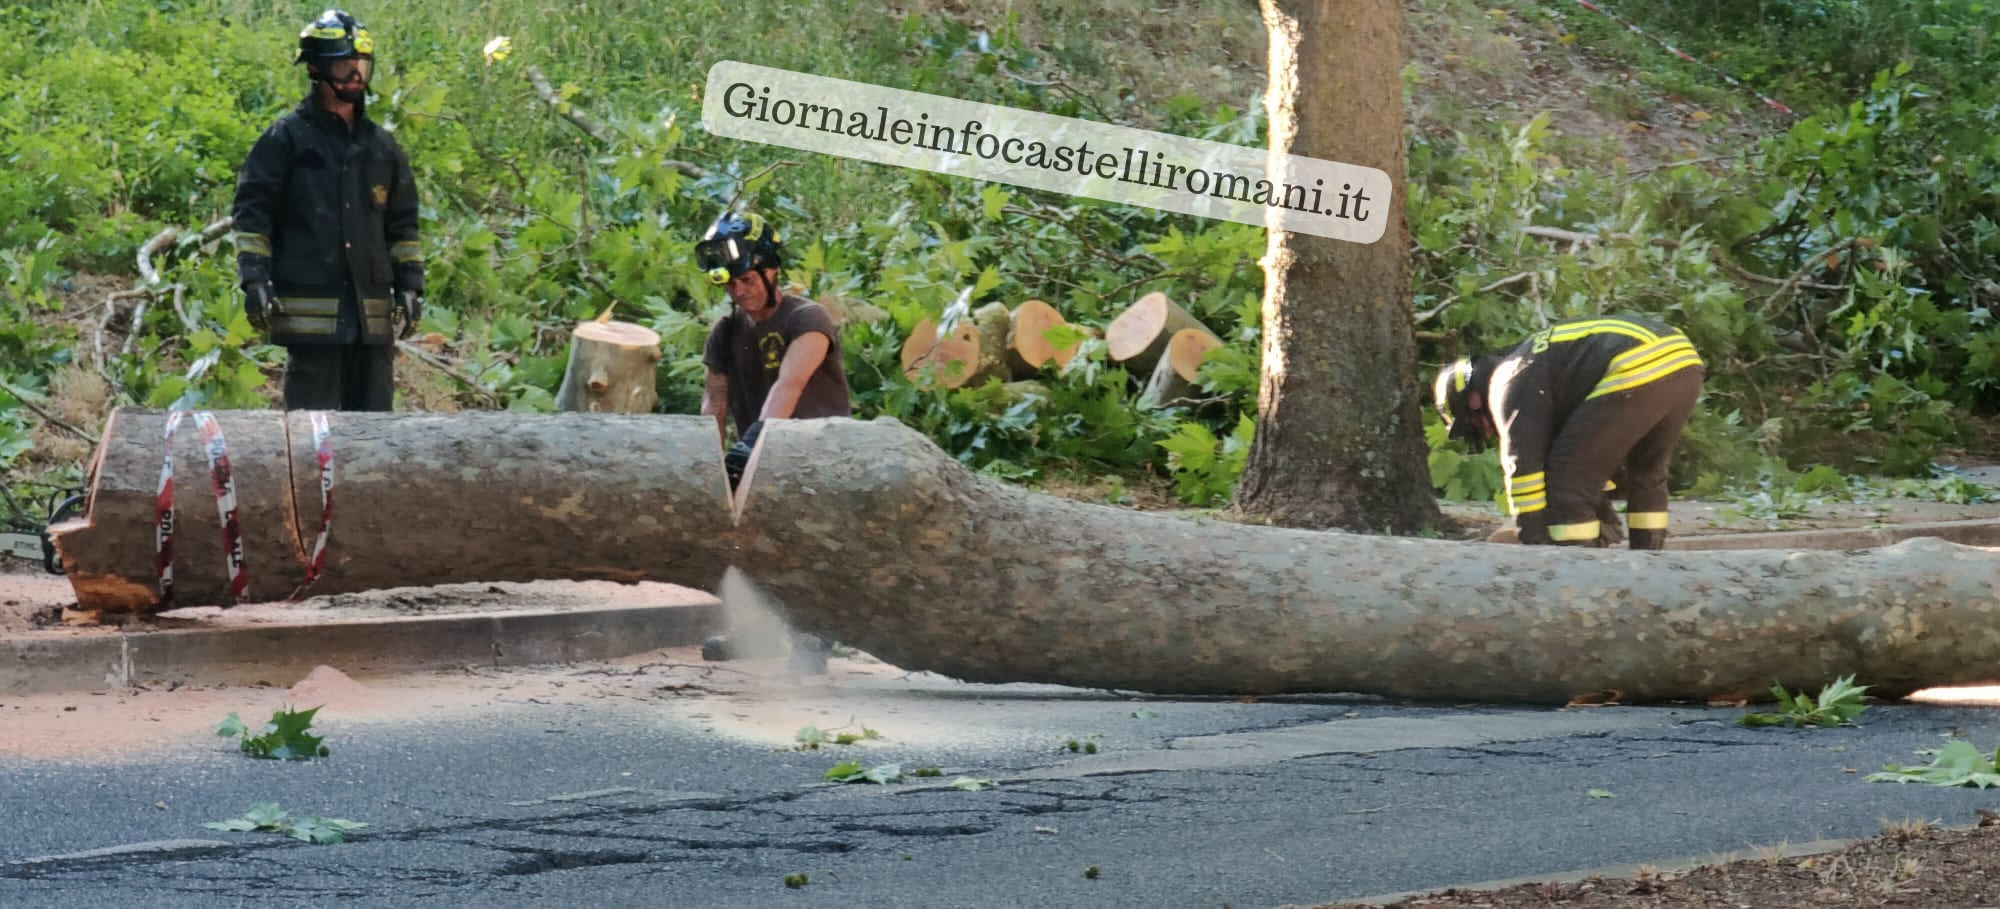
[702,294,853,437]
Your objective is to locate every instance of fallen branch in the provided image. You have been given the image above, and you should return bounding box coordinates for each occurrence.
[524,65,708,179]
[720,159,803,213]
[395,341,503,407]
[0,379,98,445]
[1761,238,1859,318]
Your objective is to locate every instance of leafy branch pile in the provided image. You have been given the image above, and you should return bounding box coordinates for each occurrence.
[3,0,1995,516]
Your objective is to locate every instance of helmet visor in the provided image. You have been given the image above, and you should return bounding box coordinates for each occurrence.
[695,237,744,284]
[323,56,373,86]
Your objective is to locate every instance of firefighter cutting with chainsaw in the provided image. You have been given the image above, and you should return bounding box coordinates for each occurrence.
[1433,314,1705,550]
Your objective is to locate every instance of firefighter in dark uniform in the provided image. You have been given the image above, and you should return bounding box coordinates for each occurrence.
[232,9,423,411]
[1432,314,1705,550]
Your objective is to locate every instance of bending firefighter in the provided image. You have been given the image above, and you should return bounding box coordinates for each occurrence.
[1433,315,1705,550]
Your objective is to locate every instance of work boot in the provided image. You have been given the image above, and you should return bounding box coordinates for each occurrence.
[1628,529,1668,551]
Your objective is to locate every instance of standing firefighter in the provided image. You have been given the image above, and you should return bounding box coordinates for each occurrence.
[1433,315,1705,550]
[696,211,853,490]
[232,9,424,411]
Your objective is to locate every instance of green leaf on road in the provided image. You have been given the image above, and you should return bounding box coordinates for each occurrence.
[951,777,999,791]
[1867,740,2000,788]
[1587,789,1616,799]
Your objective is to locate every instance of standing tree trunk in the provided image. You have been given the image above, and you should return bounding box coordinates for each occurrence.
[1233,0,1443,534]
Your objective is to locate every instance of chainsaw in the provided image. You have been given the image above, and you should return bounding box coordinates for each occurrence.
[1,489,85,575]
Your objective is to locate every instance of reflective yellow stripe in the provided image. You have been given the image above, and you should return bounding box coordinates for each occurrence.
[1627,511,1669,530]
[1511,494,1546,515]
[278,297,340,316]
[1589,334,1704,399]
[361,297,391,317]
[1509,471,1546,493]
[268,315,336,335]
[1604,480,1617,491]
[1547,520,1601,542]
[1506,470,1546,516]
[1548,319,1659,345]
[236,233,271,255]
[391,241,422,262]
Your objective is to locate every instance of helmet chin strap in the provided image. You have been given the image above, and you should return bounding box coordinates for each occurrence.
[757,271,778,313]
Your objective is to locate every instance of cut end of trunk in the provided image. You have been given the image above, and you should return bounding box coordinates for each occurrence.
[1105,292,1173,363]
[573,319,663,349]
[901,317,992,389]
[1006,299,1084,373]
[1165,328,1223,383]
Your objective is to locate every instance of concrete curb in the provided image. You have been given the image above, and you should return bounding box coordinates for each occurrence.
[0,600,720,696]
[1668,517,2000,551]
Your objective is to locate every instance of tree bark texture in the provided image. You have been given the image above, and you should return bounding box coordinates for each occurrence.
[1235,0,1443,535]
[52,412,2000,705]
[737,419,2000,704]
[54,409,732,614]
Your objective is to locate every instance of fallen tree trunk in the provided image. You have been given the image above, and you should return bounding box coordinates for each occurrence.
[736,418,2000,704]
[554,319,661,413]
[54,409,733,614]
[53,411,2000,705]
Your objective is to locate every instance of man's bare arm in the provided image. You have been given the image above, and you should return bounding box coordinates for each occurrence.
[700,370,730,442]
[758,332,831,421]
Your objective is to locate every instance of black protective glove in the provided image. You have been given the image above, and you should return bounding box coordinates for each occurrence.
[242,282,275,332]
[393,289,423,340]
[724,419,764,489]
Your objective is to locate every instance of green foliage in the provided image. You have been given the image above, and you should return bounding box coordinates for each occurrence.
[1157,413,1255,506]
[1736,675,1871,728]
[823,761,903,784]
[4,0,1996,516]
[202,802,367,844]
[1867,740,2000,789]
[216,705,330,760]
[793,722,881,750]
[784,872,810,889]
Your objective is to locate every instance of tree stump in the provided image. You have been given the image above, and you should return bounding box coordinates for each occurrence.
[1106,291,1212,379]
[554,320,662,413]
[1138,327,1224,408]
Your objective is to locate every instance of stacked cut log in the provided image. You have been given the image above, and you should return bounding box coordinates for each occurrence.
[1105,292,1223,407]
[899,299,1089,389]
[554,316,663,413]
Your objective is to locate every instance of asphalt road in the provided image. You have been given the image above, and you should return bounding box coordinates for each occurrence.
[4,665,2000,909]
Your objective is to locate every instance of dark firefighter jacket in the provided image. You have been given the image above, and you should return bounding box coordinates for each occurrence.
[232,94,423,346]
[1486,315,1704,530]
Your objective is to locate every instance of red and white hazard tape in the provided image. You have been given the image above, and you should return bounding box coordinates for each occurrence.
[1570,0,1795,116]
[153,410,249,606]
[153,411,187,606]
[293,411,335,599]
[192,412,248,601]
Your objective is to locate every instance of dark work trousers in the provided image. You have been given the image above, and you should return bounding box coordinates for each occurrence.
[281,344,395,411]
[1523,366,1703,551]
